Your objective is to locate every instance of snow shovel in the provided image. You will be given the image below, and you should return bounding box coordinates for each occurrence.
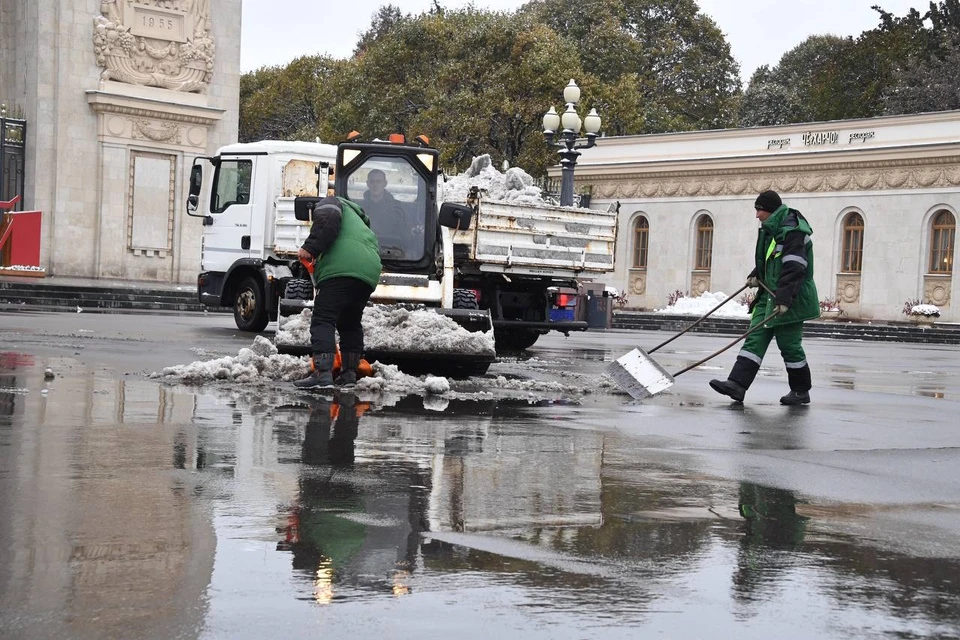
[608,284,776,400]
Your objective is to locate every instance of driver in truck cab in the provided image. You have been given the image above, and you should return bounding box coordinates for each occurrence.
[360,169,403,220]
[294,196,382,390]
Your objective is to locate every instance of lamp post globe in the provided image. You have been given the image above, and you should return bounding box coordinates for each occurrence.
[542,80,601,207]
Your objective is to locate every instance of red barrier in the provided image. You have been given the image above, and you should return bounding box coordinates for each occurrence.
[0,206,44,273]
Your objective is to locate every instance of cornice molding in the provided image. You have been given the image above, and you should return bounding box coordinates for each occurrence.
[87,91,224,126]
[584,156,960,199]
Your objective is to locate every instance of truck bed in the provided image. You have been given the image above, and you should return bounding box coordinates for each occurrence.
[452,200,617,277]
[273,197,311,256]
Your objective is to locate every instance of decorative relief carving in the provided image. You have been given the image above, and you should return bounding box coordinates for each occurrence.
[629,270,646,295]
[586,156,960,200]
[801,174,824,191]
[691,272,710,296]
[828,173,852,190]
[856,172,881,189]
[93,0,215,93]
[923,275,951,307]
[915,169,942,187]
[837,274,861,303]
[131,118,181,143]
[884,171,909,188]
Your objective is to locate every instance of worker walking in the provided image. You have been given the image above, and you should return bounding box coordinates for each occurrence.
[709,190,819,405]
[294,196,382,389]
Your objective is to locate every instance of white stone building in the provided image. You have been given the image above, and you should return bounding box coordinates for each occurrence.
[0,0,241,283]
[574,110,960,323]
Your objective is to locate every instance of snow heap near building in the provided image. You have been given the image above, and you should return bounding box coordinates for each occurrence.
[655,291,750,318]
[440,154,547,206]
[276,306,496,356]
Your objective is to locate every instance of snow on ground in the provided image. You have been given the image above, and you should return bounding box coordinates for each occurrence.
[152,335,308,383]
[276,305,496,356]
[440,154,547,206]
[151,335,604,405]
[654,291,750,318]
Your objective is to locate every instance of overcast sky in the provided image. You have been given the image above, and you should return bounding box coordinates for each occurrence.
[240,0,926,82]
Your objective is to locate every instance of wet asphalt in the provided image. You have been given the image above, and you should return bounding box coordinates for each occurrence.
[1,311,959,639]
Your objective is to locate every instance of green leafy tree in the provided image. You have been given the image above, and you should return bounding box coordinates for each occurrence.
[239,55,349,142]
[739,35,854,126]
[883,0,960,114]
[522,0,742,132]
[342,9,585,175]
[742,2,960,125]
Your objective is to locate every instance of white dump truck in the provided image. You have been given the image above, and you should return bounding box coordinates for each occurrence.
[185,136,617,355]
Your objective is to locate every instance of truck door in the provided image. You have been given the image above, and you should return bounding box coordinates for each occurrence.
[201,157,256,273]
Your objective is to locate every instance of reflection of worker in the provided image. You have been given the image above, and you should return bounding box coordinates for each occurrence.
[710,190,819,405]
[733,482,808,599]
[294,197,382,389]
[360,169,403,220]
[300,396,366,467]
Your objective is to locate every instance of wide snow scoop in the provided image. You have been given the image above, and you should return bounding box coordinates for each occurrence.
[608,284,777,400]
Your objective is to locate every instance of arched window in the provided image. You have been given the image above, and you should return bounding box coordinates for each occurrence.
[632,216,649,268]
[695,215,713,270]
[929,210,956,273]
[841,212,864,273]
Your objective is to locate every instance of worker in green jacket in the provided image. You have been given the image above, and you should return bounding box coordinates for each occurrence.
[295,196,382,389]
[710,191,820,405]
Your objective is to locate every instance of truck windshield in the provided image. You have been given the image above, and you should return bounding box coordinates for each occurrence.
[343,156,426,262]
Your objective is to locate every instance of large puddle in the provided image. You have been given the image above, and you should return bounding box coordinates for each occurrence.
[1,352,959,638]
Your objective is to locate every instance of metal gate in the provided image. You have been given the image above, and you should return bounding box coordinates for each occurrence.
[1,113,26,211]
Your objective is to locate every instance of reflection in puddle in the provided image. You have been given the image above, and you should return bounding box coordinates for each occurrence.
[1,354,959,638]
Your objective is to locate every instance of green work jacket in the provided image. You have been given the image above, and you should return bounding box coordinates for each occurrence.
[314,198,382,289]
[752,205,819,326]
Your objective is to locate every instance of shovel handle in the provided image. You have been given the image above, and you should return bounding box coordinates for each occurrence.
[648,283,749,354]
[671,309,779,378]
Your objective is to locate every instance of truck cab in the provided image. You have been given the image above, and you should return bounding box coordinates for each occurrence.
[187,140,337,331]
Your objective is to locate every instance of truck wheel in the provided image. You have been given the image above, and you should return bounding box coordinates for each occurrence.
[233,275,269,332]
[453,288,479,309]
[494,328,541,353]
[284,278,313,302]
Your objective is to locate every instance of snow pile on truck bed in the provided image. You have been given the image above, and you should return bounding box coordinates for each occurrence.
[275,305,496,356]
[441,154,546,206]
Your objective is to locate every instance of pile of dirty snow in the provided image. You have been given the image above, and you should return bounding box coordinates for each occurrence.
[152,335,309,383]
[441,154,546,206]
[151,336,458,397]
[655,291,750,318]
[276,305,496,356]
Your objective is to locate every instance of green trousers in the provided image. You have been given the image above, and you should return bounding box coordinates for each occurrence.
[727,307,811,392]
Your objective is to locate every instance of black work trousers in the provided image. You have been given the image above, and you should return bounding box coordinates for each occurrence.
[309,276,375,355]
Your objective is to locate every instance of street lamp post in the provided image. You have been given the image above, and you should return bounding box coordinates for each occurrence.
[542,79,602,207]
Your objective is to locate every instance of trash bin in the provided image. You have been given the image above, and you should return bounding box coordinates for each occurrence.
[586,291,612,329]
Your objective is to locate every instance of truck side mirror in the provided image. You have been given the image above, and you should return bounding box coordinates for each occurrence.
[189,165,203,196]
[295,196,322,221]
[187,194,199,212]
[438,202,473,230]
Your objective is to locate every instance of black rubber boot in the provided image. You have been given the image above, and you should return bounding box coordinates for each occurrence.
[710,379,746,402]
[709,356,759,402]
[294,353,335,389]
[779,390,810,405]
[781,364,812,405]
[334,351,362,387]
